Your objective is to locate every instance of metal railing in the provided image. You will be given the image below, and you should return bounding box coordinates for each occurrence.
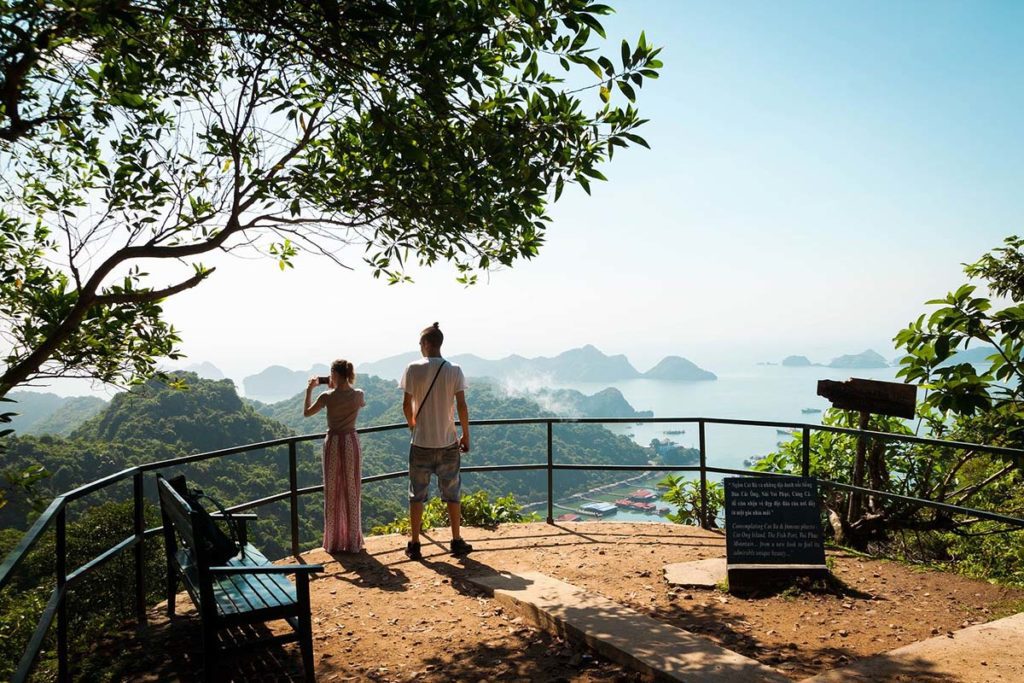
[2,415,1024,682]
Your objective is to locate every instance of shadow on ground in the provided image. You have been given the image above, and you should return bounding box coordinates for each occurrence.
[324,548,409,591]
[95,607,306,682]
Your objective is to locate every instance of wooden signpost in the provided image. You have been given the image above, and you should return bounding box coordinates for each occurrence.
[816,378,916,420]
[725,477,827,591]
[816,378,917,523]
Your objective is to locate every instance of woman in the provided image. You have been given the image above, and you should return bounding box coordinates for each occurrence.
[304,359,366,553]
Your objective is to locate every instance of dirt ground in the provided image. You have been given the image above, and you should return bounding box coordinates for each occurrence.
[114,521,1024,682]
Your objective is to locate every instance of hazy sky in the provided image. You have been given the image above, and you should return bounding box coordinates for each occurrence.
[37,1,1024,393]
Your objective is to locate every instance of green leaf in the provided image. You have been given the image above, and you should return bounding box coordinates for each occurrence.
[109,92,147,108]
[620,132,650,148]
[578,13,607,38]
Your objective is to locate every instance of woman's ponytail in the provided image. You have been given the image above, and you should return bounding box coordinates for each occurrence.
[331,359,356,384]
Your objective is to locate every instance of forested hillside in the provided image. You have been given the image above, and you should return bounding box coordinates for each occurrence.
[3,373,656,559]
[6,391,107,436]
[73,376,287,451]
[1,374,404,554]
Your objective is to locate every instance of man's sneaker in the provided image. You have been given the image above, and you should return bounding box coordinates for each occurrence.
[405,541,422,560]
[450,538,473,556]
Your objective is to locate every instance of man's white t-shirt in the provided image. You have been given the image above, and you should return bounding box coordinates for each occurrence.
[400,357,467,449]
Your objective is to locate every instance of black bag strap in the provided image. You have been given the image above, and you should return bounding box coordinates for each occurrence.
[415,359,447,422]
[197,490,241,552]
[168,473,241,561]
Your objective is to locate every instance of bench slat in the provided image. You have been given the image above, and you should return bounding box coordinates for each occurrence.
[223,566,286,612]
[246,568,296,608]
[217,573,254,615]
[230,547,296,609]
[176,546,297,618]
[234,546,297,607]
[220,551,273,614]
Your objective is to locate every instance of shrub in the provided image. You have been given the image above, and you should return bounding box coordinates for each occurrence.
[658,475,724,527]
[369,490,536,535]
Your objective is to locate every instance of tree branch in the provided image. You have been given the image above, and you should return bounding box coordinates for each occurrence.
[948,462,1016,506]
[92,269,213,306]
[935,449,976,502]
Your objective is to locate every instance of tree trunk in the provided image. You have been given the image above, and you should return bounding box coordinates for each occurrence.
[847,411,870,521]
[867,439,889,512]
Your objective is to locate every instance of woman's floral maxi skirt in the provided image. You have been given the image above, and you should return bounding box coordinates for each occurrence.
[322,430,363,553]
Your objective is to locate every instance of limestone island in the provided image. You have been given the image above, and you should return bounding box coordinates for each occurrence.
[643,356,717,381]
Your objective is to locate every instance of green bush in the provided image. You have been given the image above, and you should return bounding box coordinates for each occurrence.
[657,475,723,527]
[369,490,536,535]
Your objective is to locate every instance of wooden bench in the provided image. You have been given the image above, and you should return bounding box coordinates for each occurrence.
[157,474,323,682]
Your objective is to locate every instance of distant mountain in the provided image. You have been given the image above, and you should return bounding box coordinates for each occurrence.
[27,396,108,436]
[183,361,226,380]
[452,353,531,379]
[242,363,329,402]
[5,391,65,432]
[358,344,714,384]
[642,356,716,381]
[235,346,718,402]
[538,345,641,381]
[781,355,813,367]
[529,387,653,418]
[355,352,421,382]
[6,392,107,435]
[828,349,889,369]
[450,346,642,382]
[253,379,653,433]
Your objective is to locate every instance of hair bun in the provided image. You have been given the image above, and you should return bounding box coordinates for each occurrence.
[432,322,440,328]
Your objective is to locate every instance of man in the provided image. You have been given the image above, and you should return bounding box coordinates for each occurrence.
[401,322,472,559]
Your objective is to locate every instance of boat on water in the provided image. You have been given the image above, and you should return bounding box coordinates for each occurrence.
[801,408,822,414]
[743,454,768,467]
[776,429,794,435]
[663,429,686,435]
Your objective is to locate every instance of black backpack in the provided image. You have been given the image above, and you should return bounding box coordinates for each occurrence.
[168,474,242,565]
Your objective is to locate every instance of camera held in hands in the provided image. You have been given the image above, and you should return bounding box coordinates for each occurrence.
[317,376,330,385]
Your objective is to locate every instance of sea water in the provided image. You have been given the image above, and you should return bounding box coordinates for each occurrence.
[547,363,904,521]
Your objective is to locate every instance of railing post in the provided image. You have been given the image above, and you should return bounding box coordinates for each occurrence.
[133,471,147,632]
[289,441,300,557]
[56,506,68,683]
[698,420,708,529]
[546,422,554,524]
[801,426,811,478]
